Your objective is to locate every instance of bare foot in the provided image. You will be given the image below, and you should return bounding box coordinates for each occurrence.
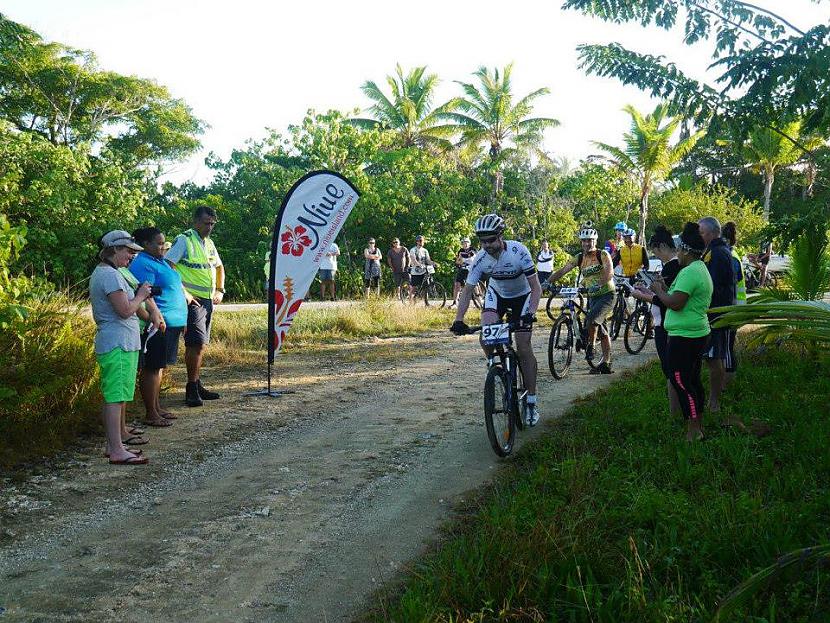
[686,421,705,442]
[721,415,747,431]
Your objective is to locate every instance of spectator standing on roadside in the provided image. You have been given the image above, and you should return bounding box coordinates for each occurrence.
[698,216,739,424]
[318,241,340,301]
[451,237,476,306]
[90,231,157,465]
[536,240,554,286]
[363,238,382,298]
[721,221,746,386]
[387,237,410,300]
[131,227,191,427]
[409,235,435,302]
[613,227,649,283]
[166,205,225,408]
[650,222,713,442]
[631,225,682,415]
[605,222,626,256]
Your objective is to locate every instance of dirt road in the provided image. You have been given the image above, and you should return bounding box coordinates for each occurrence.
[0,331,655,622]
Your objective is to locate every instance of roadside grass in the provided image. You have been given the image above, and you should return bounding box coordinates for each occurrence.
[368,347,830,622]
[208,300,455,365]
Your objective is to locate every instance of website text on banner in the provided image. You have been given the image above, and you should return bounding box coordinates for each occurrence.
[267,170,360,361]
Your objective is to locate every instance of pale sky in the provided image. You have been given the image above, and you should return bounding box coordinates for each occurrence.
[4,1,828,185]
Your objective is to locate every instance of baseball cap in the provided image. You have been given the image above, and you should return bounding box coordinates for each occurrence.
[100,230,142,251]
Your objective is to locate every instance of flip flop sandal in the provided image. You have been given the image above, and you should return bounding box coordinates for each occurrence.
[104,448,143,458]
[160,412,178,420]
[109,454,149,465]
[122,435,149,445]
[128,426,145,435]
[144,419,172,428]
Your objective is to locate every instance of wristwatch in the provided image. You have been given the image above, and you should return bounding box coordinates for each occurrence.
[216,288,225,294]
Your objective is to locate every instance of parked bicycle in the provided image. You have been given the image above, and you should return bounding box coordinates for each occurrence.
[401,265,447,307]
[454,314,529,457]
[546,286,605,378]
[623,296,652,354]
[609,276,631,340]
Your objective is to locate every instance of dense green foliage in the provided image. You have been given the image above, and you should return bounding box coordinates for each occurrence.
[370,349,830,622]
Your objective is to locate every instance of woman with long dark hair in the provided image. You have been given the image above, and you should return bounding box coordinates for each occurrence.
[650,222,713,441]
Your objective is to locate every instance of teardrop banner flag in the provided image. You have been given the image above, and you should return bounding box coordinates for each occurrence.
[268,170,360,364]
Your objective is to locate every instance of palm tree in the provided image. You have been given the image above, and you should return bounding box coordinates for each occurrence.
[349,64,458,151]
[738,120,805,221]
[594,103,704,243]
[442,63,560,200]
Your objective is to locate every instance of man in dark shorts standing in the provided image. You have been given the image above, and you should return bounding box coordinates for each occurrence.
[698,216,737,421]
[166,205,225,407]
[451,237,476,306]
[387,237,410,300]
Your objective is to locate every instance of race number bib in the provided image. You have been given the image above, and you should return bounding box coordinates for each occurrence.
[558,287,578,299]
[481,323,510,346]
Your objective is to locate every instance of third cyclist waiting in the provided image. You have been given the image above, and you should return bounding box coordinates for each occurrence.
[613,227,649,285]
[604,221,627,256]
[451,214,543,425]
[546,222,616,375]
[451,236,476,307]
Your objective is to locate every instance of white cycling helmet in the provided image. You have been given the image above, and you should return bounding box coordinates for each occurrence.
[623,227,636,238]
[460,236,471,243]
[474,214,506,237]
[578,220,598,240]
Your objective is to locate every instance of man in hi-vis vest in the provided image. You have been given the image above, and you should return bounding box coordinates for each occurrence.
[166,205,225,407]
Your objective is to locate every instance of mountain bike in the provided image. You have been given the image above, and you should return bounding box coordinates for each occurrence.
[609,277,631,340]
[455,314,528,457]
[546,286,606,379]
[623,297,652,354]
[401,265,446,307]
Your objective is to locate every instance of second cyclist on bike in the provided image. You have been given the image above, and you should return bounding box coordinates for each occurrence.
[450,214,543,425]
[545,222,616,374]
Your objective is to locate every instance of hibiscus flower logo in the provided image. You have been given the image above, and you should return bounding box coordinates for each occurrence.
[280,225,312,257]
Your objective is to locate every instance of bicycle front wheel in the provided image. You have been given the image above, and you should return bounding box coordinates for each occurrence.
[624,308,650,354]
[548,316,573,380]
[424,281,446,308]
[545,294,558,321]
[610,297,625,340]
[484,364,516,457]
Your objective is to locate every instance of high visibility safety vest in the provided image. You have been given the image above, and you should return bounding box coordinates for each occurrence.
[619,244,646,277]
[731,248,747,304]
[175,229,219,299]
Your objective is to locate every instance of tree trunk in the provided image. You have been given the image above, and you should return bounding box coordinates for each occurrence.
[803,161,817,200]
[638,186,649,246]
[763,169,774,222]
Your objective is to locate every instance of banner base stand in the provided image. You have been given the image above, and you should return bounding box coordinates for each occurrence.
[244,388,295,398]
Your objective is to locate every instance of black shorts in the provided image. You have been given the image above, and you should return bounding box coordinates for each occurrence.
[410,273,425,288]
[483,289,533,331]
[537,271,551,286]
[140,326,184,370]
[726,329,738,373]
[185,298,214,347]
[392,271,410,286]
[364,275,380,288]
[704,327,734,367]
[454,268,469,284]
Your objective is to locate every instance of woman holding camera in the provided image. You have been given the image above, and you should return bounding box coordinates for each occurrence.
[129,227,190,427]
[91,231,162,465]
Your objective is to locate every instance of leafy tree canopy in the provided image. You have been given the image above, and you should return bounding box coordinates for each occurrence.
[564,0,830,138]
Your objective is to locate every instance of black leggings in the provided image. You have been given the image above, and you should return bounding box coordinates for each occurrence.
[666,335,709,421]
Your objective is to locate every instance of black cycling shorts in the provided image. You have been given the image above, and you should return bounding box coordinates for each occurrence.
[483,288,533,331]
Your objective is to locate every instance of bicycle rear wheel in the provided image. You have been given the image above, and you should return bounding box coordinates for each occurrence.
[624,308,650,354]
[609,296,625,340]
[545,295,558,320]
[425,282,446,308]
[484,364,516,457]
[548,316,573,379]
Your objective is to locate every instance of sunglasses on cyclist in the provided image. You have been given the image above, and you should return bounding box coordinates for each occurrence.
[479,236,500,244]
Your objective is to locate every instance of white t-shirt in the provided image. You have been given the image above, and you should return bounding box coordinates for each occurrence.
[536,249,554,272]
[319,243,340,271]
[409,246,432,275]
[466,240,536,298]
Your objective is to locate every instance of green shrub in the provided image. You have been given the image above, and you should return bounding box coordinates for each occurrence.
[0,295,100,467]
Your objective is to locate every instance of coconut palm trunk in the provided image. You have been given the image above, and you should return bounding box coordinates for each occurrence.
[763,168,774,222]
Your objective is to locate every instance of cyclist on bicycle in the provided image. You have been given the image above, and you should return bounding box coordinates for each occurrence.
[545,222,616,374]
[613,227,649,283]
[450,214,543,426]
[451,236,477,307]
[605,221,627,256]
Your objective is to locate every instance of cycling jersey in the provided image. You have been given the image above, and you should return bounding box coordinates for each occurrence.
[615,244,648,277]
[466,241,536,299]
[457,247,476,268]
[576,249,614,297]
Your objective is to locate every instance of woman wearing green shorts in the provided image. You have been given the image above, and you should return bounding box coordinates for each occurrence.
[90,230,158,465]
